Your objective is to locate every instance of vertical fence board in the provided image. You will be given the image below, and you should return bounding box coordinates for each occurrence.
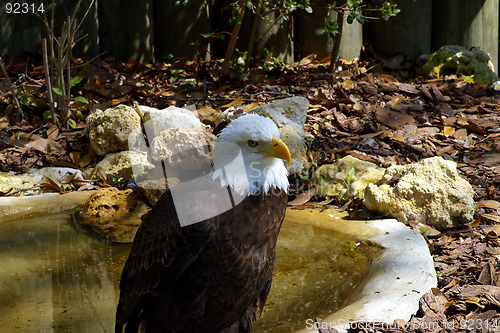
[0,1,498,73]
[364,0,432,60]
[295,2,363,61]
[432,0,498,72]
[98,0,154,62]
[0,10,41,56]
[153,0,211,60]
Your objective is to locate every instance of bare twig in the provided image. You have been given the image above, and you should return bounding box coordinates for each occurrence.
[42,38,59,125]
[0,56,24,121]
[75,0,96,33]
[221,1,246,75]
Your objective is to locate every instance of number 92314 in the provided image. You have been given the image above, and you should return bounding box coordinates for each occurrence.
[5,2,46,14]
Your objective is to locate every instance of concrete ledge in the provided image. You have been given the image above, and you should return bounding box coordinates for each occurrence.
[0,191,95,223]
[287,209,437,332]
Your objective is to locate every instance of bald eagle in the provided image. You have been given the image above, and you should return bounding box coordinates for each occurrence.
[115,114,291,333]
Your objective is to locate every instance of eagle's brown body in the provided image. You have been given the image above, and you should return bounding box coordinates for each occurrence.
[115,183,288,333]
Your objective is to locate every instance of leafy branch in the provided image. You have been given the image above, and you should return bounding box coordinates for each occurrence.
[315,0,400,71]
[221,0,313,75]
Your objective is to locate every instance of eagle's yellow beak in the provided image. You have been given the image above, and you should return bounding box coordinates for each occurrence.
[263,137,291,167]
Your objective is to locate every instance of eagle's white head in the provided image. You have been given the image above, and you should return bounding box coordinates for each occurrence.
[212,113,291,196]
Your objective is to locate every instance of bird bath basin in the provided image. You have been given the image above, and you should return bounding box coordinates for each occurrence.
[0,193,435,332]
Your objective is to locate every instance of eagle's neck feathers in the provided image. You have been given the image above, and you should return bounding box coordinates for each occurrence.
[212,151,288,196]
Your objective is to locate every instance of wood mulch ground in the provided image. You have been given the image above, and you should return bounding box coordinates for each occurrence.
[1,54,500,332]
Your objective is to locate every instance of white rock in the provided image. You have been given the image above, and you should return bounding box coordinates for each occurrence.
[149,127,216,170]
[315,155,385,199]
[364,156,475,230]
[0,167,84,195]
[86,105,142,156]
[137,105,203,137]
[83,151,155,183]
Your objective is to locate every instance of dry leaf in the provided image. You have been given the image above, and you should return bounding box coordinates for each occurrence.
[469,218,481,227]
[79,153,93,168]
[452,128,468,141]
[41,177,63,193]
[220,96,243,109]
[111,96,127,106]
[195,105,217,118]
[388,94,404,107]
[298,53,317,66]
[441,278,458,291]
[341,79,355,90]
[480,213,500,224]
[375,106,416,130]
[377,73,399,83]
[442,126,455,136]
[476,200,500,209]
[289,185,317,206]
[46,124,60,140]
[70,151,82,165]
[398,83,419,94]
[60,173,76,184]
[338,70,354,78]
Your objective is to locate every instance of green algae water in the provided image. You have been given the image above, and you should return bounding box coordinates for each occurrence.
[0,208,378,332]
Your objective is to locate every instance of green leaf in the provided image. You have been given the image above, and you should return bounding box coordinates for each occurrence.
[72,96,89,104]
[347,167,355,180]
[68,118,76,129]
[42,110,52,120]
[304,5,313,13]
[347,13,354,24]
[320,34,329,45]
[52,87,63,96]
[70,76,84,87]
[75,110,84,120]
[47,2,56,10]
[355,12,365,24]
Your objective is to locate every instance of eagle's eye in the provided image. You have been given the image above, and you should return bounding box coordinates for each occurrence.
[247,140,259,147]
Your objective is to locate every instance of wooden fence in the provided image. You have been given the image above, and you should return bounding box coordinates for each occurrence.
[0,0,498,71]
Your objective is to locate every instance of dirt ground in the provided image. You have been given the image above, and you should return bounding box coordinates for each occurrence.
[1,54,500,332]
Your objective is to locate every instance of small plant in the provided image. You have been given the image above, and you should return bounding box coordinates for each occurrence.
[298,168,315,182]
[39,0,95,128]
[419,226,431,237]
[262,48,283,71]
[169,69,183,84]
[339,167,356,201]
[315,18,339,46]
[16,88,34,110]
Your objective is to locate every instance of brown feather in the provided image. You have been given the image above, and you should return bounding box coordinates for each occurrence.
[115,177,287,333]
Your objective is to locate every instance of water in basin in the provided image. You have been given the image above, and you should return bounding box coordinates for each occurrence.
[0,207,379,332]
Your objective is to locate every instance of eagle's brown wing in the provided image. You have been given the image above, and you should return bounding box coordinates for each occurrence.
[115,178,288,333]
[115,183,217,333]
